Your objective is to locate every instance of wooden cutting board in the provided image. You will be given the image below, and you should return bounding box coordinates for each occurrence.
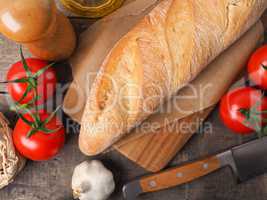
[114,107,214,172]
[112,20,264,172]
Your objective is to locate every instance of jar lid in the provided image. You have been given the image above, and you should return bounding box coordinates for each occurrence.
[59,0,124,18]
[0,0,57,42]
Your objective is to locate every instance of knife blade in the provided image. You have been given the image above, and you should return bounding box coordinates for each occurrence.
[123,137,267,200]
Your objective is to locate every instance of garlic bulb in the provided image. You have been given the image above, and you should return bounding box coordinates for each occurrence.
[72,160,115,200]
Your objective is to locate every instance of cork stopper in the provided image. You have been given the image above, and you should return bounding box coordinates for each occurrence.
[0,0,57,42]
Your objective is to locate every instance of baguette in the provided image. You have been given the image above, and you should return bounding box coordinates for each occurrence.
[80,0,267,155]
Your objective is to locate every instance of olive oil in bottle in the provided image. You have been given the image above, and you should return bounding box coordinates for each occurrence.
[59,0,124,18]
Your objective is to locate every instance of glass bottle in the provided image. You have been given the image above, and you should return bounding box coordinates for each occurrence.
[59,0,125,18]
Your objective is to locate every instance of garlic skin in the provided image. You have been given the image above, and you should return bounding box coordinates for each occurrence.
[72,160,115,200]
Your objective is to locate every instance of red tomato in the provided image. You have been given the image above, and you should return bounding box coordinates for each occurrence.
[248,45,267,89]
[6,58,57,105]
[219,87,267,134]
[12,111,65,161]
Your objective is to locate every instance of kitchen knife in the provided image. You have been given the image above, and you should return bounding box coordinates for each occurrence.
[123,137,267,200]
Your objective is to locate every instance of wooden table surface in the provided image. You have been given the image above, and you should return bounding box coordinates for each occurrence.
[1,10,267,200]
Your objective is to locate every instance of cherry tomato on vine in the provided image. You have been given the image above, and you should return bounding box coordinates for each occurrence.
[248,45,267,90]
[6,58,57,105]
[12,111,65,161]
[219,87,267,135]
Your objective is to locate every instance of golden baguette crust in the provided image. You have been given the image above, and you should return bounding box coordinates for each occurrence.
[80,0,267,155]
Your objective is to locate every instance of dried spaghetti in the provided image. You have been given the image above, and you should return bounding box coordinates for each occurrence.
[0,113,26,189]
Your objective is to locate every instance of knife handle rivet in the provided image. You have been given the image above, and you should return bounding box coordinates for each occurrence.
[149,180,157,188]
[203,163,209,169]
[176,172,183,178]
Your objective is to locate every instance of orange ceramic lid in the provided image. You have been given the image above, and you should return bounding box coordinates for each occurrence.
[0,0,57,42]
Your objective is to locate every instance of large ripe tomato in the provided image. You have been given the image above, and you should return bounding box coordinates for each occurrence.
[219,87,267,134]
[6,58,57,105]
[12,111,65,161]
[248,45,267,89]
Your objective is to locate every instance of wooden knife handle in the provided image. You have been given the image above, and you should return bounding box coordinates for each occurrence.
[139,156,220,193]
